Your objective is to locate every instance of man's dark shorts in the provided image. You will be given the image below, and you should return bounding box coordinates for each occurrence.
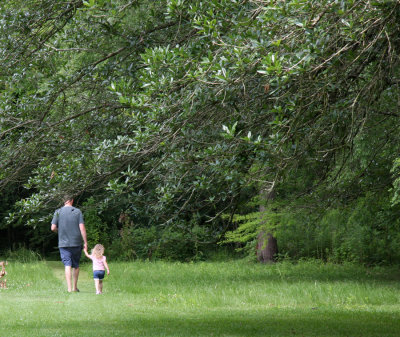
[59,246,82,268]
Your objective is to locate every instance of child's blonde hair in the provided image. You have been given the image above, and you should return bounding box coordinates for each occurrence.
[91,244,105,258]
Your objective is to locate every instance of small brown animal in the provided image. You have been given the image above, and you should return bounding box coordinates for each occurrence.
[0,261,7,289]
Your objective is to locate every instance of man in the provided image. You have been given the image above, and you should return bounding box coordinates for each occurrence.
[51,195,88,292]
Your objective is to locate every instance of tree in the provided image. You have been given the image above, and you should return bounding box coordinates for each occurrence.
[1,0,400,262]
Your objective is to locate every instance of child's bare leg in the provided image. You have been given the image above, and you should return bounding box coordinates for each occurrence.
[94,279,100,293]
[99,280,103,293]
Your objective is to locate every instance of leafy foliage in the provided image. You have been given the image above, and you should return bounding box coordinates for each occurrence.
[1,0,400,263]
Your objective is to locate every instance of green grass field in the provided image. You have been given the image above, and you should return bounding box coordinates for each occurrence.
[0,259,399,336]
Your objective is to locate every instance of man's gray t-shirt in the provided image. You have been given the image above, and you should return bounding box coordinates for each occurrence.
[51,206,84,248]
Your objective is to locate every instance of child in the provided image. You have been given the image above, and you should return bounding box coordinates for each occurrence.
[84,244,110,294]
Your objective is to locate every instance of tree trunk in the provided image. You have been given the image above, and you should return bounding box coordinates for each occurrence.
[256,231,278,263]
[256,188,278,263]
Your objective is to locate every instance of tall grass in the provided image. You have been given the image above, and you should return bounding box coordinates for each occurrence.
[0,259,399,336]
[107,259,400,309]
[2,247,42,263]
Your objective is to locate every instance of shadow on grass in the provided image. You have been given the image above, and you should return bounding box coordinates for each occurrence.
[4,308,400,337]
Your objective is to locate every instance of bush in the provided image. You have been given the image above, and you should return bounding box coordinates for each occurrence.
[276,193,400,265]
[82,197,109,250]
[107,213,215,261]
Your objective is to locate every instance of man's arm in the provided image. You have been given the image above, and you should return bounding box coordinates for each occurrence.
[51,224,58,233]
[79,223,88,250]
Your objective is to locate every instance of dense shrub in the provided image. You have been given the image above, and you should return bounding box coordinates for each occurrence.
[107,214,215,261]
[82,197,109,250]
[276,193,400,265]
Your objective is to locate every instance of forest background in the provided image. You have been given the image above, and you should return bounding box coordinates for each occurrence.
[1,0,400,265]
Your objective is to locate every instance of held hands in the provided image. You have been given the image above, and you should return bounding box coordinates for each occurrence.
[83,246,90,259]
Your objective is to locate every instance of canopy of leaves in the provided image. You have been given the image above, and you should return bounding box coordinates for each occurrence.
[1,0,400,262]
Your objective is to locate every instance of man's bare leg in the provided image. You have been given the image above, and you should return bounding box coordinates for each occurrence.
[65,266,72,292]
[72,267,79,292]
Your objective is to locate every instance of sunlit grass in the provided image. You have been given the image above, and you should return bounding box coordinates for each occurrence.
[0,259,399,336]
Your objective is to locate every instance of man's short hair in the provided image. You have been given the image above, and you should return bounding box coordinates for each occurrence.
[63,195,74,203]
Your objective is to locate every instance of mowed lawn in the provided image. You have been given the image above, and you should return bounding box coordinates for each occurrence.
[0,259,400,337]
